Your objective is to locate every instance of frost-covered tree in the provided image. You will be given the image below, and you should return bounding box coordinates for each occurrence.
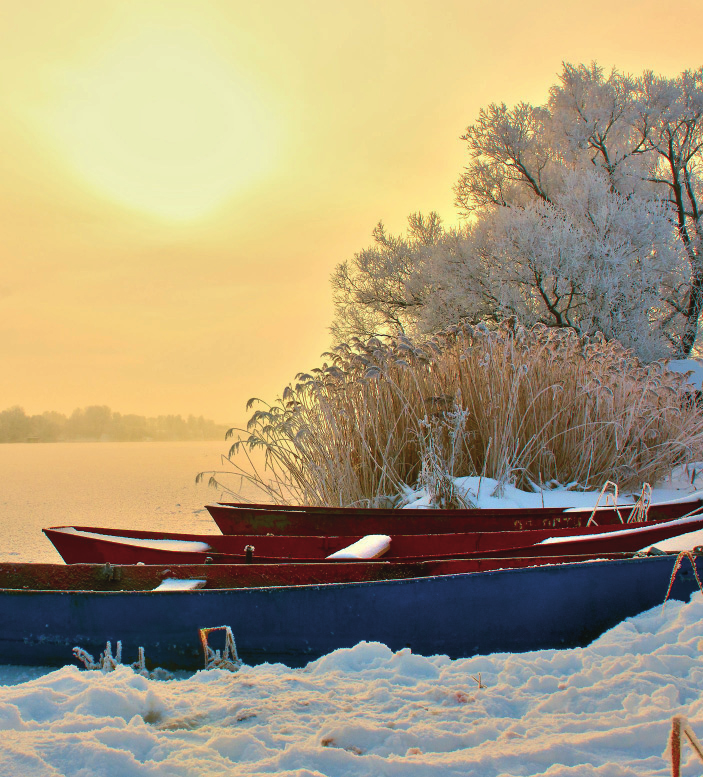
[329,212,443,342]
[331,63,703,359]
[635,69,703,355]
[428,167,684,359]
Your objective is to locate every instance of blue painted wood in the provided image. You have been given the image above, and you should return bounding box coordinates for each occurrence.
[0,555,697,670]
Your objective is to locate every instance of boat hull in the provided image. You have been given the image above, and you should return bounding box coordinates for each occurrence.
[0,555,698,669]
[207,499,703,535]
[44,512,703,565]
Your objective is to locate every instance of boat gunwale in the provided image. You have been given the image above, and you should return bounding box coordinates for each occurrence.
[0,552,672,594]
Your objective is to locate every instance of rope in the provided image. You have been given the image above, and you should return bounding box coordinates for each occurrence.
[663,551,703,607]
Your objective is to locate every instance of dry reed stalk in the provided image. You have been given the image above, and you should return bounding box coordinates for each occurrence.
[200,322,703,506]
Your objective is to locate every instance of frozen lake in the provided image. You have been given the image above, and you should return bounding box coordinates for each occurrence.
[0,440,259,563]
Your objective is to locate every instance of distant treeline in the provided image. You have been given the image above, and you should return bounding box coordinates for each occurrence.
[0,405,229,443]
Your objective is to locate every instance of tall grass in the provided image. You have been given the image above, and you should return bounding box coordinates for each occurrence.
[202,322,703,506]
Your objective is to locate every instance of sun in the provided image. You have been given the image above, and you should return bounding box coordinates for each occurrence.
[47,35,279,221]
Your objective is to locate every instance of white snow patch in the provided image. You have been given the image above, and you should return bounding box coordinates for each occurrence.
[326,535,391,560]
[151,578,207,592]
[55,527,211,553]
[641,527,703,554]
[401,468,703,511]
[2,594,703,775]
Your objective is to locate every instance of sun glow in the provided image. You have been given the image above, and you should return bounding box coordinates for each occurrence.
[47,35,279,221]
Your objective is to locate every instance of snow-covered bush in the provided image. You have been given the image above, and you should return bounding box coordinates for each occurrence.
[205,322,703,506]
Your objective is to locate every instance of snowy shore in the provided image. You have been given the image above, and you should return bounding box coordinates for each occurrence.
[1,593,702,776]
[2,464,703,775]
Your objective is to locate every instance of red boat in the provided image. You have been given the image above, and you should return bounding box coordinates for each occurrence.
[44,511,703,565]
[206,497,703,535]
[3,553,643,592]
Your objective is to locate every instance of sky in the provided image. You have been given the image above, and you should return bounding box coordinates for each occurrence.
[2,0,703,425]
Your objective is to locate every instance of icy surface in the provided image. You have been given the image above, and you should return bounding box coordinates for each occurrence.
[0,441,229,565]
[2,594,703,775]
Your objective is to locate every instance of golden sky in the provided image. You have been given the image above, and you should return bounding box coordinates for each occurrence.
[1,0,702,424]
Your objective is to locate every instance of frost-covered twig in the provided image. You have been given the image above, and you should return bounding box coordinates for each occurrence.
[199,626,242,672]
[72,641,173,680]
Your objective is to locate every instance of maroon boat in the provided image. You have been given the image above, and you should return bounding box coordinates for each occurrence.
[44,512,703,565]
[206,497,703,535]
[3,553,642,592]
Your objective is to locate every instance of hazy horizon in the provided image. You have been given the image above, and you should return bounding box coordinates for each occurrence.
[0,403,235,442]
[0,401,237,427]
[3,0,703,421]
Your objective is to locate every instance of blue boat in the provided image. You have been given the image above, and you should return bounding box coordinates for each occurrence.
[0,553,698,670]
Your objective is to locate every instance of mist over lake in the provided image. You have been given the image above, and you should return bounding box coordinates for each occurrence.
[0,441,260,564]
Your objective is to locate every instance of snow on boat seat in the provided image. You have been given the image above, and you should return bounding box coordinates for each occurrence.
[326,535,391,560]
[152,578,207,592]
[639,528,703,555]
[54,527,212,553]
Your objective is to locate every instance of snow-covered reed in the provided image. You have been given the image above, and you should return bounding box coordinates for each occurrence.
[204,322,703,506]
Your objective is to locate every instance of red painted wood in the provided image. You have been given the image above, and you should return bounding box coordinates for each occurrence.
[43,512,703,565]
[0,555,637,591]
[207,500,703,535]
